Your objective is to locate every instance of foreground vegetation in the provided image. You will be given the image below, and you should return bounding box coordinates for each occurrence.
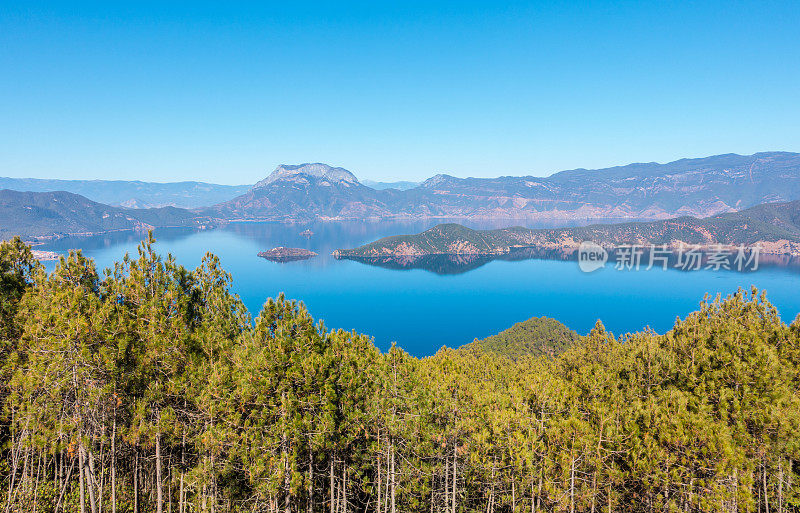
[1,234,799,513]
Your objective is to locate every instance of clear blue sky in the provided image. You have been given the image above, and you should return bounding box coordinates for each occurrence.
[1,1,799,184]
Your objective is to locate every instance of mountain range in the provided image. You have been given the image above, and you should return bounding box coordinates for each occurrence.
[0,189,219,241]
[0,177,250,209]
[3,151,800,241]
[202,152,800,222]
[361,179,420,190]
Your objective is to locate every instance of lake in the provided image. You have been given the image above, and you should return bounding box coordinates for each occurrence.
[38,220,800,357]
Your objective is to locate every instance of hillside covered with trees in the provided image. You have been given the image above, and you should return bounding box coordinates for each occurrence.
[463,317,580,359]
[334,200,800,258]
[1,234,799,513]
[0,190,220,241]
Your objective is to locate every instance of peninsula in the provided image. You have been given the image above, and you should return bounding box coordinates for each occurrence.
[333,200,800,258]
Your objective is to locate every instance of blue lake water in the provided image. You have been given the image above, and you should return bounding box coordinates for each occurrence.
[39,220,800,357]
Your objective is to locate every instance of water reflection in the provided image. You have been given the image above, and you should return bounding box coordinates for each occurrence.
[339,246,800,275]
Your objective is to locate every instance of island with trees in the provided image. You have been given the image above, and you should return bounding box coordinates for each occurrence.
[258,247,318,262]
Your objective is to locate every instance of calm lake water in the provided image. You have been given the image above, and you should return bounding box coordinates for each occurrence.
[39,220,800,357]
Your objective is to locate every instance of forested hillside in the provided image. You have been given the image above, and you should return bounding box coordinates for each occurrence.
[463,317,581,359]
[0,190,220,241]
[1,235,799,513]
[336,200,800,258]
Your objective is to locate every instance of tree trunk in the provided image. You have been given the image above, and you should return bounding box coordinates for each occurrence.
[134,451,139,513]
[376,447,381,513]
[180,429,186,513]
[763,461,769,513]
[112,417,117,513]
[537,469,543,513]
[79,445,86,513]
[778,459,783,513]
[54,455,74,513]
[569,453,575,513]
[340,463,348,513]
[330,458,335,513]
[512,477,516,513]
[451,445,457,513]
[445,454,449,513]
[156,432,164,513]
[390,441,396,513]
[309,450,314,513]
[85,447,99,513]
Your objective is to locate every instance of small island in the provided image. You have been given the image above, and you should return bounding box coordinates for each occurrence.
[300,229,314,237]
[258,247,317,262]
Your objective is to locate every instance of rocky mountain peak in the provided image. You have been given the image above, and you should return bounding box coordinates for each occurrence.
[253,163,360,188]
[420,173,455,188]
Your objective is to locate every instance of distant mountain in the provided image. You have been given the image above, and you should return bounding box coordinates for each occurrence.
[205,163,395,221]
[0,177,250,209]
[0,189,219,241]
[462,317,581,359]
[207,152,800,222]
[8,152,800,233]
[362,179,420,191]
[334,200,800,258]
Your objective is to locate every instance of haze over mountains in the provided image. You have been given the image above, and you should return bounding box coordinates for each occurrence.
[2,151,800,241]
[202,152,800,222]
[0,177,250,209]
[0,189,219,241]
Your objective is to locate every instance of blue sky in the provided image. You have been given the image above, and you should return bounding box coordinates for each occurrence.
[1,1,799,184]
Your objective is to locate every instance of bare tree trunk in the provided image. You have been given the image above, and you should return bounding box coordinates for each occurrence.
[569,453,575,513]
[309,450,314,513]
[157,432,164,513]
[779,460,783,513]
[763,461,770,513]
[22,446,30,500]
[445,454,449,513]
[79,445,87,513]
[512,477,515,513]
[451,445,457,513]
[134,451,139,513]
[342,465,348,513]
[112,417,117,513]
[376,447,382,513]
[54,455,75,513]
[98,436,104,513]
[169,454,173,513]
[537,469,543,513]
[32,453,43,513]
[487,461,495,513]
[85,447,99,513]
[5,412,18,513]
[180,429,186,513]
[330,457,335,513]
[390,441,396,513]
